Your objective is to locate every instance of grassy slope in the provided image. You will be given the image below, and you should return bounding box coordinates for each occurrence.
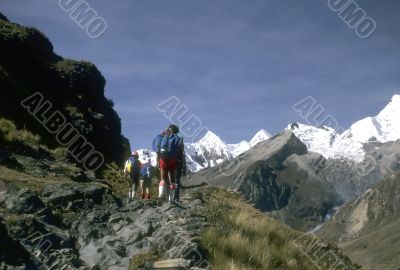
[200,187,358,270]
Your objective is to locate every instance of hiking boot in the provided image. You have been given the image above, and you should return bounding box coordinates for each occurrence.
[168,184,177,202]
[157,197,164,206]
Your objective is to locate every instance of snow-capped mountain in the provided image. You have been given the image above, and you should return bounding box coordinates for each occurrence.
[137,129,271,173]
[288,122,337,156]
[345,94,400,143]
[250,129,271,146]
[185,131,230,169]
[226,129,271,157]
[185,130,271,172]
[290,94,400,162]
[137,95,399,173]
[136,149,158,167]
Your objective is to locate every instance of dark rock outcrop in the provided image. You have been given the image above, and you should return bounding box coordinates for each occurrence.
[0,188,45,214]
[0,13,130,169]
[0,12,8,22]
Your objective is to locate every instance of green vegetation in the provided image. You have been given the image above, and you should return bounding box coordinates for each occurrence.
[53,59,96,76]
[129,246,162,270]
[100,162,127,195]
[0,118,41,149]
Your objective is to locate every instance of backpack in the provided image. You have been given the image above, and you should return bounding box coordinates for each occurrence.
[125,157,140,174]
[160,134,182,158]
[152,134,164,153]
[140,163,151,178]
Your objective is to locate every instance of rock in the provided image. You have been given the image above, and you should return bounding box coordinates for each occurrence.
[152,258,192,269]
[1,175,208,270]
[41,183,110,208]
[0,188,44,214]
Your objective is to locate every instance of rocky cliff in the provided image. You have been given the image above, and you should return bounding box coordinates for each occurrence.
[0,12,130,170]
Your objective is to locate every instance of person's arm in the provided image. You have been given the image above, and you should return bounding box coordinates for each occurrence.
[123,160,128,174]
[182,151,187,176]
[178,137,186,174]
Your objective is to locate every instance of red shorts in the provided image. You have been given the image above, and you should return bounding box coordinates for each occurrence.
[160,157,177,170]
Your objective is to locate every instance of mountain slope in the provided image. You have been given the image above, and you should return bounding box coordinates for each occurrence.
[317,173,400,270]
[185,130,343,231]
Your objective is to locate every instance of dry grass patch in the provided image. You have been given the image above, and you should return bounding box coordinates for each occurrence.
[200,188,358,270]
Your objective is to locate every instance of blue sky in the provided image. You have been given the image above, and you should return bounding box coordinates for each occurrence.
[1,0,399,150]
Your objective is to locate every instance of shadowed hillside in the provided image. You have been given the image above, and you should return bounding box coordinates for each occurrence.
[0,12,130,170]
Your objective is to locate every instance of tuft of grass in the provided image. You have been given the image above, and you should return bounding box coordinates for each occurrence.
[200,188,358,270]
[129,246,162,270]
[0,118,41,149]
[100,162,127,195]
[53,59,95,76]
[50,147,69,160]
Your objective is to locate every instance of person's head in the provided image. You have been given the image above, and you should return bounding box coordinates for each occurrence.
[164,128,172,136]
[132,151,139,159]
[168,124,179,134]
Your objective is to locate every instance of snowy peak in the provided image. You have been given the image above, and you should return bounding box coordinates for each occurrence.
[184,129,272,172]
[290,94,400,163]
[136,149,158,167]
[198,131,226,145]
[347,94,400,143]
[250,129,271,146]
[288,122,337,157]
[375,94,400,141]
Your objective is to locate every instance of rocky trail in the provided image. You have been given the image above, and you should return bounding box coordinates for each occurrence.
[0,180,209,270]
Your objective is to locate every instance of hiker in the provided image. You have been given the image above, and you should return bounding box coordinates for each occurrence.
[152,129,167,168]
[140,160,152,200]
[157,124,184,205]
[123,151,141,200]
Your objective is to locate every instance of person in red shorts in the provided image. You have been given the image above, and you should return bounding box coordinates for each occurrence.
[157,124,184,205]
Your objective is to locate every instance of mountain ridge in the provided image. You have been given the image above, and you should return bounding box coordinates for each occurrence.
[138,129,271,172]
[142,94,400,174]
[290,94,400,163]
